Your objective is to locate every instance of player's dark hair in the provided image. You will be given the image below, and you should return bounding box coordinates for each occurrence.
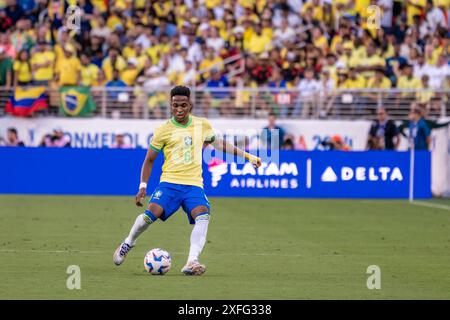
[170,86,191,99]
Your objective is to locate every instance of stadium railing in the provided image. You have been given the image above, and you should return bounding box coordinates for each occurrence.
[0,86,448,120]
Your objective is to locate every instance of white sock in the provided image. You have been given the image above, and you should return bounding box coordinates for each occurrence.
[187,214,210,263]
[124,213,152,246]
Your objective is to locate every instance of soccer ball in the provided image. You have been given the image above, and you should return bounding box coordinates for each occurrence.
[144,248,171,275]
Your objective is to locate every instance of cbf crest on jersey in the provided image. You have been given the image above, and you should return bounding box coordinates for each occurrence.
[184,136,193,146]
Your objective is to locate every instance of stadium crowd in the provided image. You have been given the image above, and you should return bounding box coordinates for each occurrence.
[0,0,449,87]
[0,0,449,118]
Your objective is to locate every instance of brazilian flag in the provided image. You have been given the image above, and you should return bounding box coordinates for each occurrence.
[60,86,96,117]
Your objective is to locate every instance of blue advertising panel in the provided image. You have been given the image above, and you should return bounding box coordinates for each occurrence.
[203,151,431,199]
[0,148,431,199]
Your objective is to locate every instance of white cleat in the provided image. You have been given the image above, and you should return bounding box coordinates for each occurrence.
[181,260,206,275]
[113,242,133,266]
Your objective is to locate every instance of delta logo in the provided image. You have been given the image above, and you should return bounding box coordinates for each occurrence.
[207,158,299,189]
[321,166,404,182]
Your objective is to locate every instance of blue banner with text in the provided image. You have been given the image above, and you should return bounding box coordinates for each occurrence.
[0,148,431,199]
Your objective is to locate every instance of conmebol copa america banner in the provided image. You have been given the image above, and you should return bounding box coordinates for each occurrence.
[0,118,371,150]
[0,148,430,199]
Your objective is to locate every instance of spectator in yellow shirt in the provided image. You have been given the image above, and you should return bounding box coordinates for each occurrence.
[199,47,224,81]
[334,0,356,17]
[343,68,367,89]
[96,69,107,87]
[406,0,426,25]
[121,41,147,69]
[244,24,272,55]
[397,64,422,89]
[301,0,324,21]
[102,47,127,81]
[416,74,434,106]
[366,68,392,103]
[122,39,136,60]
[13,49,32,86]
[54,45,81,87]
[91,0,107,13]
[120,58,140,86]
[367,68,392,89]
[146,34,170,65]
[336,68,349,89]
[341,67,368,115]
[397,64,422,101]
[53,29,71,66]
[312,27,329,52]
[357,42,387,78]
[340,41,359,69]
[80,53,100,86]
[106,8,124,30]
[31,41,55,85]
[355,0,371,18]
[261,18,273,39]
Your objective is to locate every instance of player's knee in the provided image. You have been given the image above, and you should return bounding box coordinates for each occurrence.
[191,206,209,214]
[192,211,210,222]
[191,206,209,219]
[147,203,163,217]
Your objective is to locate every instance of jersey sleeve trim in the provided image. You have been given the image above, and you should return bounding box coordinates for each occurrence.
[204,135,215,143]
[149,144,161,152]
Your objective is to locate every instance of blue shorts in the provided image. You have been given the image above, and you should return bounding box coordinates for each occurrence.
[148,182,210,224]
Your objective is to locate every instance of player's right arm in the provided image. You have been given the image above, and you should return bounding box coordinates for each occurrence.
[202,118,261,168]
[135,127,164,206]
[135,147,159,207]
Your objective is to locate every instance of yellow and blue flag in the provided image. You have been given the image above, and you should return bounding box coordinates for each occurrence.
[60,86,96,117]
[5,86,48,117]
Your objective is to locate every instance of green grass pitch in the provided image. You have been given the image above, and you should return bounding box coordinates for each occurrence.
[1,195,450,299]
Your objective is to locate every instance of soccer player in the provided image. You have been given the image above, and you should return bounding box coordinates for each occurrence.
[113,86,261,275]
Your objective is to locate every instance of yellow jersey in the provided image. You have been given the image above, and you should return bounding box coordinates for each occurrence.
[150,115,215,188]
[366,76,392,89]
[343,76,366,89]
[13,61,32,83]
[244,33,272,54]
[31,51,55,81]
[80,63,100,86]
[56,55,81,86]
[121,68,140,86]
[102,56,127,81]
[397,76,422,89]
[407,0,426,25]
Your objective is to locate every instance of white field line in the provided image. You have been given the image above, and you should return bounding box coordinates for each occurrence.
[0,249,441,258]
[0,249,103,254]
[410,201,450,212]
[0,249,310,258]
